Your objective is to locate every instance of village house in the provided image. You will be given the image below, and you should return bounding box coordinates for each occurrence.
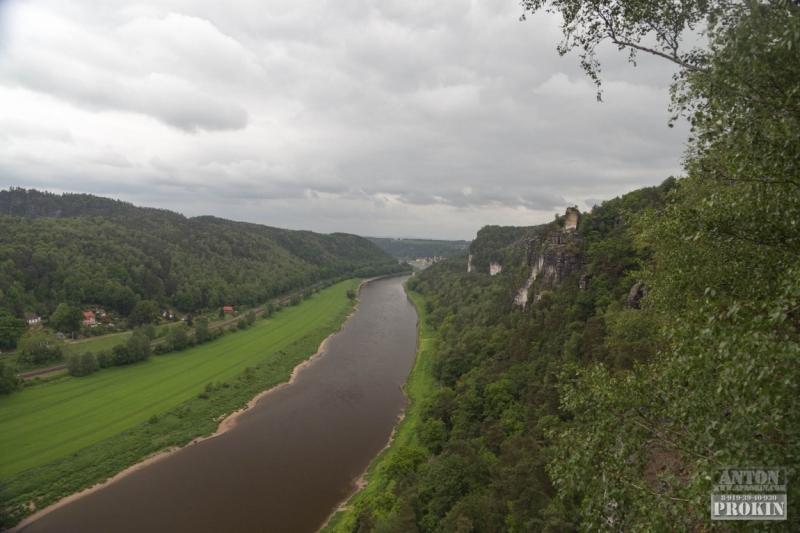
[54,332,66,340]
[25,314,41,325]
[223,306,234,314]
[163,309,175,319]
[82,311,96,326]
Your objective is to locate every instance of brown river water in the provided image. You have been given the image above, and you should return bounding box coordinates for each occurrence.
[18,274,418,533]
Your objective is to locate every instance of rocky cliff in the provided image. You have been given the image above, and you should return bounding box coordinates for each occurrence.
[513,212,585,309]
[465,208,587,309]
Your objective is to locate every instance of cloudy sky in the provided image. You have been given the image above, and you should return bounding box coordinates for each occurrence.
[0,0,688,239]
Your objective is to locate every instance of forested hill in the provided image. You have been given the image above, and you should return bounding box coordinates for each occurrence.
[366,237,470,261]
[0,188,407,321]
[344,175,799,531]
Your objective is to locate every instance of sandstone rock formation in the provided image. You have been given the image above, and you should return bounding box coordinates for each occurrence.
[564,206,580,231]
[514,208,586,308]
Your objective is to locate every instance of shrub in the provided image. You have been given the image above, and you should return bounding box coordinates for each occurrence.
[96,350,112,368]
[67,352,99,377]
[0,361,21,395]
[164,324,191,351]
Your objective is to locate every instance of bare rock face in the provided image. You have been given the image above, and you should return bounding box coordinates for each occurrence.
[514,263,539,309]
[489,262,502,275]
[467,254,475,273]
[627,283,648,309]
[564,206,580,231]
[514,207,587,307]
[524,233,583,286]
[580,274,589,290]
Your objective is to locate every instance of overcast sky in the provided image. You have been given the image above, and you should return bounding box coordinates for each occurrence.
[0,0,688,239]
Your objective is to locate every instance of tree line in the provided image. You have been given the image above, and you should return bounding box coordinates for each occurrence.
[0,190,409,351]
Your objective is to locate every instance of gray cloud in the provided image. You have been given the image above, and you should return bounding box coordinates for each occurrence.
[0,0,689,239]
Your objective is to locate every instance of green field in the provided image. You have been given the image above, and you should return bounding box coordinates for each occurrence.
[322,280,438,532]
[0,280,357,480]
[59,331,134,359]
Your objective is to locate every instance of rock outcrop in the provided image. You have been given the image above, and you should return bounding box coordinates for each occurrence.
[490,262,502,276]
[514,208,586,308]
[627,283,649,309]
[564,206,580,231]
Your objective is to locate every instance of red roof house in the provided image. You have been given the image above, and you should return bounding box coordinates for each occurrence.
[223,306,234,314]
[82,311,96,325]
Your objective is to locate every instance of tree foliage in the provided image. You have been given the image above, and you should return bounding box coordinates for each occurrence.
[0,189,408,323]
[334,4,800,519]
[49,303,83,333]
[0,308,26,349]
[127,300,160,327]
[0,361,20,395]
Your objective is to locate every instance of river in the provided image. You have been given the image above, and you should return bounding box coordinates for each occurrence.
[18,275,418,533]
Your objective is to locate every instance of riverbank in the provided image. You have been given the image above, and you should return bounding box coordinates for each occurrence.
[320,281,438,533]
[0,280,365,531]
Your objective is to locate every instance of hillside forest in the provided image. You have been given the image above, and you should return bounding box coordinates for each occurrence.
[366,238,470,261]
[0,188,407,355]
[334,0,800,531]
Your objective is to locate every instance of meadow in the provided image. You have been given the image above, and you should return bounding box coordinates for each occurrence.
[0,280,358,481]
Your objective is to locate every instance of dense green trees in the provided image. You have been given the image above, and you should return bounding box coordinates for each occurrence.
[128,301,161,327]
[366,238,470,260]
[17,333,63,367]
[518,0,800,529]
[331,2,800,531]
[0,189,408,324]
[66,352,99,377]
[49,303,83,333]
[0,308,25,349]
[110,332,152,366]
[194,317,211,344]
[0,361,20,395]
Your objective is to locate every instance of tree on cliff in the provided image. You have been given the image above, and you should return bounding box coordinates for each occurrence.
[520,0,800,528]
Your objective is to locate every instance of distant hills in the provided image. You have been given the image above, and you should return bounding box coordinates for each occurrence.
[0,188,407,322]
[366,237,470,261]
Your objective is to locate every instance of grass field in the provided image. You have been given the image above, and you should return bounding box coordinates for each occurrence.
[59,331,133,359]
[0,280,358,481]
[322,280,438,533]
